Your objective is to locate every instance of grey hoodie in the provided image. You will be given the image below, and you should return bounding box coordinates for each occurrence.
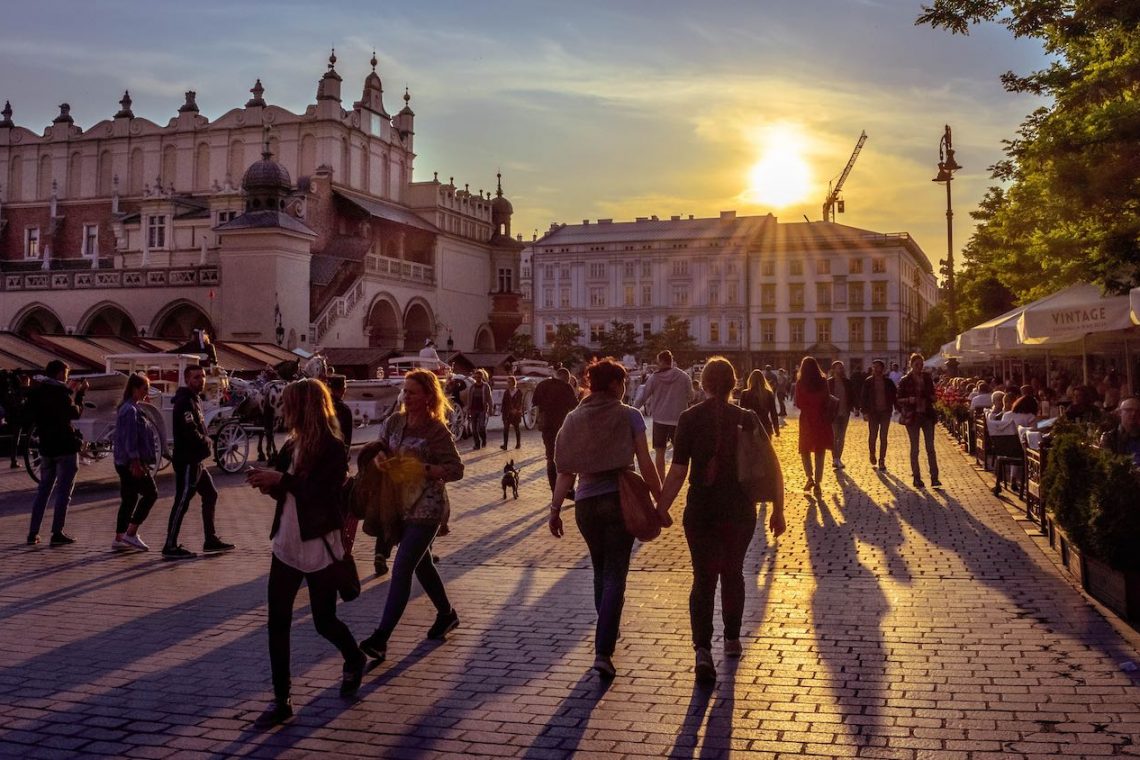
[637,366,693,425]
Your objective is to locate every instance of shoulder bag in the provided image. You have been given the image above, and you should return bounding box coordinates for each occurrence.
[736,410,782,504]
[618,468,661,542]
[320,529,361,603]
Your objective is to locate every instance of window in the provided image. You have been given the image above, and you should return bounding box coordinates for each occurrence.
[872,257,886,273]
[641,261,652,277]
[710,262,721,276]
[816,318,832,344]
[623,261,635,278]
[761,260,775,277]
[726,281,738,305]
[871,281,887,309]
[497,268,513,293]
[560,266,570,279]
[727,320,738,344]
[789,319,805,346]
[642,284,652,306]
[849,257,864,274]
[544,323,556,344]
[560,289,570,308]
[727,262,738,276]
[760,319,776,344]
[543,289,554,308]
[642,322,652,341]
[589,262,606,279]
[672,259,689,276]
[789,259,803,276]
[708,282,720,305]
[872,317,888,345]
[672,285,689,307]
[760,283,776,311]
[24,227,40,258]
[589,287,606,307]
[848,281,864,309]
[522,264,531,279]
[624,285,635,307]
[816,282,831,311]
[848,317,865,347]
[590,323,605,343]
[816,259,831,275]
[545,264,554,279]
[709,322,720,343]
[789,283,805,311]
[80,224,98,257]
[217,210,238,226]
[147,214,167,249]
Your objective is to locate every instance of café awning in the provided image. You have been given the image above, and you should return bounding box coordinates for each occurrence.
[1131,287,1140,326]
[1015,282,1133,346]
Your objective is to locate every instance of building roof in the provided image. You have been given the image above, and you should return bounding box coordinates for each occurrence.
[333,188,440,234]
[310,255,345,287]
[215,210,316,236]
[537,213,772,246]
[760,222,934,274]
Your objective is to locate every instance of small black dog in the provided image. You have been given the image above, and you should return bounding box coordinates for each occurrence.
[501,459,520,500]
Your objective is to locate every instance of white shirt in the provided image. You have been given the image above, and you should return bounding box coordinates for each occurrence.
[271,461,344,573]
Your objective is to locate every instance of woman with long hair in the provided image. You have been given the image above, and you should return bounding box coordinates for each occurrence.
[111,373,158,552]
[549,358,662,679]
[246,379,364,727]
[739,369,780,439]
[359,369,464,662]
[795,356,833,497]
[658,357,785,683]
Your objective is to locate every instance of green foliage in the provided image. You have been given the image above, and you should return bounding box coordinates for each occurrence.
[644,316,697,366]
[598,321,640,358]
[546,323,586,368]
[917,0,1140,303]
[915,303,956,357]
[506,332,536,359]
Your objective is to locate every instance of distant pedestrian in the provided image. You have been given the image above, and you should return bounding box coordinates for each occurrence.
[888,362,903,387]
[827,361,855,469]
[246,379,365,727]
[162,364,234,560]
[111,373,158,552]
[327,374,353,449]
[896,353,940,489]
[359,369,465,663]
[739,370,780,438]
[657,357,785,684]
[794,357,832,497]
[500,376,524,450]
[636,350,695,480]
[860,359,896,470]
[532,367,579,494]
[26,360,87,546]
[549,358,662,679]
[775,369,789,417]
[467,370,493,450]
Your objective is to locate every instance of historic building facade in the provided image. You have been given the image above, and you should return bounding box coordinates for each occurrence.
[0,51,523,352]
[531,211,938,372]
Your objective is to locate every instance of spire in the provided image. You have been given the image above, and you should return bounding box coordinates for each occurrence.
[0,100,12,128]
[399,85,414,116]
[114,91,133,119]
[317,48,343,102]
[246,79,266,108]
[496,171,503,197]
[371,50,378,72]
[328,47,337,71]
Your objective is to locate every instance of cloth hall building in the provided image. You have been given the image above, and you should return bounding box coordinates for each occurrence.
[531,212,938,373]
[0,51,524,355]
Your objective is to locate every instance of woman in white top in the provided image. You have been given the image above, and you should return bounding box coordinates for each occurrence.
[246,379,363,727]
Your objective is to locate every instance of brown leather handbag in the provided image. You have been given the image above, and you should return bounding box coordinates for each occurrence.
[618,468,661,542]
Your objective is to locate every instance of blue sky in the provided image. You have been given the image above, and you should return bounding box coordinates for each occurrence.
[1,0,1048,267]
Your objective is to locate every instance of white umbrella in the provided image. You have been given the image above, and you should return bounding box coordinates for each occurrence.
[956,305,1023,356]
[1015,282,1132,346]
[1130,287,1140,326]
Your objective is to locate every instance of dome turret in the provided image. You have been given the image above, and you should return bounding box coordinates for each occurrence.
[242,135,292,212]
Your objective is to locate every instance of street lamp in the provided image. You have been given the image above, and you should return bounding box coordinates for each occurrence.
[932,125,961,334]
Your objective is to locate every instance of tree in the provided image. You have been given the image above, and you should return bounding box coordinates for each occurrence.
[506,332,536,359]
[598,321,640,359]
[546,323,585,368]
[917,0,1140,303]
[645,316,698,366]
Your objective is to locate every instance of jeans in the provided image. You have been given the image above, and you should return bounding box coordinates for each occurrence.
[574,493,634,657]
[502,420,521,448]
[906,417,939,482]
[832,415,850,463]
[776,392,787,416]
[867,410,891,463]
[165,461,219,549]
[267,555,362,701]
[471,411,488,448]
[114,465,158,534]
[29,453,79,537]
[684,511,757,649]
[376,522,451,637]
[542,429,558,494]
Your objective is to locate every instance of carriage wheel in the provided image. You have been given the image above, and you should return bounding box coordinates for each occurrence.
[84,425,115,463]
[22,430,41,483]
[448,408,468,441]
[523,393,538,430]
[214,422,250,473]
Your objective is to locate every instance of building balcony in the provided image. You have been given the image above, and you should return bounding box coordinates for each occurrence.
[364,254,434,285]
[1,264,219,292]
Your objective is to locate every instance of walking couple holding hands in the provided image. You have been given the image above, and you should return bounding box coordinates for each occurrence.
[549,356,785,684]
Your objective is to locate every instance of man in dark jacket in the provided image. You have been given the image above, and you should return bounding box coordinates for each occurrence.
[327,375,353,449]
[827,361,856,469]
[1100,396,1140,467]
[26,360,87,546]
[860,359,897,470]
[896,353,940,489]
[162,365,233,560]
[532,368,578,494]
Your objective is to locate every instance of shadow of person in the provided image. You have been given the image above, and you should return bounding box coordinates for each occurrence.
[804,497,891,747]
[521,671,612,760]
[834,470,912,586]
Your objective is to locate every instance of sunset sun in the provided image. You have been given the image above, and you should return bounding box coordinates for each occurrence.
[743,125,813,208]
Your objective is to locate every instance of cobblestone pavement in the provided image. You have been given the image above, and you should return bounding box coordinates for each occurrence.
[1,414,1138,759]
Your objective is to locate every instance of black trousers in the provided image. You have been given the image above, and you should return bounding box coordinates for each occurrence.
[165,461,218,549]
[267,554,362,701]
[684,511,757,650]
[114,464,158,534]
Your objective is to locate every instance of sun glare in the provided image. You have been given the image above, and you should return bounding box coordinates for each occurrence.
[743,125,813,208]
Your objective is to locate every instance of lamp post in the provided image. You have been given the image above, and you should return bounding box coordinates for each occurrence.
[932,125,962,335]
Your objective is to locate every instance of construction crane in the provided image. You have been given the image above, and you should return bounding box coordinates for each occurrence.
[822,131,868,222]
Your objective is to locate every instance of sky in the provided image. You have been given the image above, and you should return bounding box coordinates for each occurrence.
[1,0,1049,272]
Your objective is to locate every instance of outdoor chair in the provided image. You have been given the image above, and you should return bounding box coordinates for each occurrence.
[990,433,1024,499]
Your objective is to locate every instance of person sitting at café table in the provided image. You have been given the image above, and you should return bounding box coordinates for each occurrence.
[1099,396,1140,467]
[1061,385,1104,426]
[970,382,992,409]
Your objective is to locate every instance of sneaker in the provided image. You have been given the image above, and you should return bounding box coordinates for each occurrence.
[869,454,877,466]
[724,639,743,658]
[802,479,814,494]
[592,655,616,679]
[49,533,76,547]
[253,699,293,728]
[359,631,387,661]
[203,537,235,554]
[427,609,459,640]
[913,479,925,490]
[931,479,943,489]
[695,647,716,684]
[162,545,197,561]
[111,537,133,552]
[499,444,507,450]
[340,655,366,697]
[373,557,389,576]
[122,533,149,551]
[26,534,40,546]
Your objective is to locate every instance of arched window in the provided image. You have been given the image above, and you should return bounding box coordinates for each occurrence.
[128,147,144,194]
[194,143,210,191]
[67,151,83,198]
[38,154,52,199]
[97,150,113,196]
[161,144,177,189]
